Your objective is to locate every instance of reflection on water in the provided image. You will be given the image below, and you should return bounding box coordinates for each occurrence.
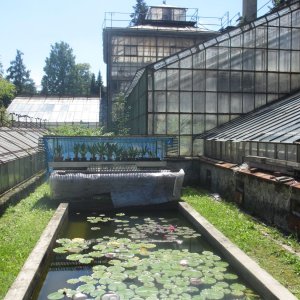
[34,209,261,300]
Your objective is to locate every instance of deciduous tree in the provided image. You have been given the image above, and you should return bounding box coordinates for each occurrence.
[72,63,92,96]
[41,41,76,95]
[0,78,16,107]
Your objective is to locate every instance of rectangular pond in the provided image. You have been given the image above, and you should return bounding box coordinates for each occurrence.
[32,208,261,300]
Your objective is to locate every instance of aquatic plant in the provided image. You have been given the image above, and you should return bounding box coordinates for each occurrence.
[48,214,259,300]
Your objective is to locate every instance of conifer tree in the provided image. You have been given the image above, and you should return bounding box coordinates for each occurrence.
[6,50,36,95]
[130,0,148,26]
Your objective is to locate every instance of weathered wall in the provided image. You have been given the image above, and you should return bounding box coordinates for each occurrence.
[198,158,300,234]
[166,158,201,186]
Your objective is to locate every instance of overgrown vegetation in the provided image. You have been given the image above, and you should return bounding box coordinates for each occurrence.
[182,187,300,298]
[49,124,113,136]
[0,183,57,299]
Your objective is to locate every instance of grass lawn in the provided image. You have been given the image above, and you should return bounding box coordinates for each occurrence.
[0,183,57,299]
[181,187,300,298]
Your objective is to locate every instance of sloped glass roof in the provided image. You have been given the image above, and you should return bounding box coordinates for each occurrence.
[0,127,46,163]
[7,97,100,124]
[197,92,300,144]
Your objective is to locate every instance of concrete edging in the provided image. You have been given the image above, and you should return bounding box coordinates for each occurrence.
[178,201,297,300]
[4,203,69,300]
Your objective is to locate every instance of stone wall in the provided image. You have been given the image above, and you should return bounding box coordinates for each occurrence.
[197,157,300,234]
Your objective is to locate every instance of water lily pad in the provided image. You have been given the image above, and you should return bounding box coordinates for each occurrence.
[108,281,127,291]
[77,283,95,294]
[66,254,84,261]
[67,278,80,284]
[79,257,93,264]
[135,286,158,297]
[56,238,71,244]
[224,273,238,280]
[53,247,68,254]
[90,288,106,298]
[91,227,101,231]
[230,283,246,291]
[47,291,65,299]
[200,288,225,299]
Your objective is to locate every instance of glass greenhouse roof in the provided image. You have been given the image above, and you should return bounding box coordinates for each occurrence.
[197,92,300,144]
[7,97,100,124]
[0,127,46,163]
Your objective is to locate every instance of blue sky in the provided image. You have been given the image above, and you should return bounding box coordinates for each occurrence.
[0,0,271,86]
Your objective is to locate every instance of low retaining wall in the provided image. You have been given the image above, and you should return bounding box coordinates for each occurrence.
[4,203,68,300]
[198,157,300,234]
[179,202,297,300]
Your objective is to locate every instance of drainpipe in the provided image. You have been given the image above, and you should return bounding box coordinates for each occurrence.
[243,0,257,22]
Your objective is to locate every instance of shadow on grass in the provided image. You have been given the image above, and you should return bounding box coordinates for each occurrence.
[32,194,60,211]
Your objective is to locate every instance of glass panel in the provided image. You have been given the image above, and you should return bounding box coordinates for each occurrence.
[180,70,192,90]
[267,73,278,93]
[231,72,242,92]
[218,93,230,113]
[230,48,242,70]
[193,114,205,134]
[154,92,166,112]
[231,93,242,113]
[292,28,300,50]
[193,51,205,68]
[205,115,217,131]
[280,28,291,50]
[218,47,229,69]
[180,92,192,113]
[218,71,230,91]
[206,71,217,91]
[266,143,275,159]
[268,27,279,49]
[218,114,230,126]
[193,70,205,91]
[276,144,286,160]
[251,142,258,156]
[167,114,179,134]
[291,52,300,72]
[243,49,254,70]
[255,49,266,71]
[268,50,278,72]
[287,145,297,161]
[258,143,267,157]
[255,73,267,93]
[193,139,204,156]
[279,50,291,72]
[255,94,267,108]
[279,74,290,93]
[180,114,192,134]
[206,47,218,69]
[154,70,166,90]
[167,92,179,112]
[243,72,254,92]
[180,136,192,156]
[193,92,205,113]
[206,93,217,113]
[167,69,179,90]
[243,94,254,113]
[154,114,166,134]
[180,56,192,68]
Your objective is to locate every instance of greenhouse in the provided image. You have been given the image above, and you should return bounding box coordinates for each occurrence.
[197,91,300,165]
[7,96,101,128]
[125,1,300,156]
[0,126,46,195]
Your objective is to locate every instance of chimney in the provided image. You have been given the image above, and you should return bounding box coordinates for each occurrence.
[243,0,257,22]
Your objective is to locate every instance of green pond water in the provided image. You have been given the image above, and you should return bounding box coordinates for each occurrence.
[33,209,262,300]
